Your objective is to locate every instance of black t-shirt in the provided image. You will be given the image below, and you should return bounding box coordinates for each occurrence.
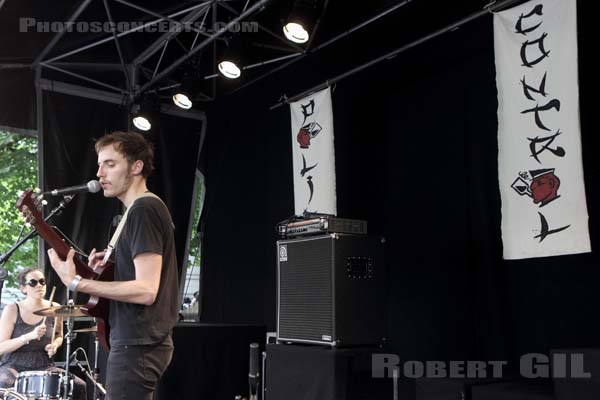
[109,196,179,346]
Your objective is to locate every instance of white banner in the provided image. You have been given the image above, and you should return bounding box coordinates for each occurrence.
[290,87,337,215]
[494,0,590,259]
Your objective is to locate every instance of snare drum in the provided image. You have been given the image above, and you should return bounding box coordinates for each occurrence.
[0,388,26,400]
[14,370,72,400]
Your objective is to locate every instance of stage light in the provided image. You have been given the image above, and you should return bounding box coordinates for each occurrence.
[283,22,309,44]
[173,76,194,109]
[218,60,241,79]
[283,0,318,44]
[218,38,243,79]
[172,92,192,109]
[131,99,153,132]
[132,114,151,131]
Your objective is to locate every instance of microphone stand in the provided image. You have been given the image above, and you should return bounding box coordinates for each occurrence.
[236,343,261,400]
[92,328,101,400]
[71,353,106,397]
[0,267,7,306]
[0,195,75,303]
[63,300,75,399]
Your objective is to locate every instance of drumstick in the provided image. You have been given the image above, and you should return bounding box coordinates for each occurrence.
[50,314,58,343]
[46,286,59,357]
[42,286,56,325]
[48,320,58,358]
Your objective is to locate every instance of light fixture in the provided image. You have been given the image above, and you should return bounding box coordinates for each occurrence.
[283,22,309,44]
[218,39,242,79]
[131,98,154,132]
[132,114,151,131]
[283,0,318,44]
[172,93,192,109]
[173,76,194,109]
[218,60,241,79]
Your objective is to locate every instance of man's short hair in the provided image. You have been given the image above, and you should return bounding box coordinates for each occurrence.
[95,131,155,178]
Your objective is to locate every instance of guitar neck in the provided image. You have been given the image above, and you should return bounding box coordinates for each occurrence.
[40,225,95,279]
[42,228,73,259]
[16,190,96,280]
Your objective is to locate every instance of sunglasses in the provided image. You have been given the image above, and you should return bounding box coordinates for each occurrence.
[26,278,46,287]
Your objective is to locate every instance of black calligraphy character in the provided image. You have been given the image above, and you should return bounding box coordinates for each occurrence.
[521,98,560,131]
[306,176,314,205]
[534,212,570,242]
[528,130,565,163]
[520,32,550,67]
[515,4,543,35]
[300,154,317,177]
[521,72,547,101]
[300,100,315,124]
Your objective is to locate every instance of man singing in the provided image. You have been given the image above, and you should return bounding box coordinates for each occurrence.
[48,131,179,399]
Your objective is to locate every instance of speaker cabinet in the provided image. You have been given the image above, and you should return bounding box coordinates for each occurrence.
[264,344,398,400]
[276,234,385,346]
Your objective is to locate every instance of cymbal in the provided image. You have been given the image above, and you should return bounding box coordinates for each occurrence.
[73,326,97,333]
[33,305,87,318]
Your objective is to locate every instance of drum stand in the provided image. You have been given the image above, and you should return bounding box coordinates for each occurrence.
[92,326,101,400]
[73,364,106,399]
[83,327,106,399]
[69,319,106,399]
[62,300,76,400]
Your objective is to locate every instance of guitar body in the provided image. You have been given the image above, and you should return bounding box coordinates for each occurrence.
[68,250,113,352]
[16,190,112,351]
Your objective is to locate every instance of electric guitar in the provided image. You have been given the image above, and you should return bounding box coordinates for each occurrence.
[16,189,112,351]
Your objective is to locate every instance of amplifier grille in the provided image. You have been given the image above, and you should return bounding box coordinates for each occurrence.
[278,238,333,342]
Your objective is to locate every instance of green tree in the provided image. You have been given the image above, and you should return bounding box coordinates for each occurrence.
[0,130,38,288]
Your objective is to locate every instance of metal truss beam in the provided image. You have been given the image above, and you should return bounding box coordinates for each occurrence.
[134,1,210,75]
[44,2,212,64]
[33,0,94,66]
[41,63,127,94]
[103,0,132,92]
[139,0,272,93]
[115,0,211,37]
[0,63,31,69]
[51,62,131,71]
[38,79,206,121]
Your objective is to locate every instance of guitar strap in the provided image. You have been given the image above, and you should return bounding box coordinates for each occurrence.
[101,192,171,265]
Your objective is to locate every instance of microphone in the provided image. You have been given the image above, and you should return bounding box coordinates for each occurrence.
[44,180,101,197]
[248,343,260,400]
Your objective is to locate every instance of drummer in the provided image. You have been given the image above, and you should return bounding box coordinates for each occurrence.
[0,267,86,399]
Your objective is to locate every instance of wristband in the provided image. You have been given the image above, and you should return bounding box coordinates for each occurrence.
[68,274,82,292]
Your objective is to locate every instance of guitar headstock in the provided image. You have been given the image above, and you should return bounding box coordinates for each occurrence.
[16,189,47,228]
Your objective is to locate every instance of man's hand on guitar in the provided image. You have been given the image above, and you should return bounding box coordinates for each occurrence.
[47,248,76,287]
[88,248,106,271]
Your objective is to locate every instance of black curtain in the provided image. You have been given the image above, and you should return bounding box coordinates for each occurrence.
[0,69,36,131]
[200,1,599,365]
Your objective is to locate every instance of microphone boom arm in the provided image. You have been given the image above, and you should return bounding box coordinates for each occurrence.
[0,195,75,267]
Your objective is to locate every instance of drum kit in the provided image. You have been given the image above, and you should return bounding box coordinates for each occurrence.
[1,302,105,400]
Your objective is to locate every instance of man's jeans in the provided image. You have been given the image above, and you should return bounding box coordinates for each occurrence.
[105,335,173,400]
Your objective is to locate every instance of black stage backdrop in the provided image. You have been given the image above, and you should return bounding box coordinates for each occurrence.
[41,91,203,308]
[200,2,599,366]
[0,69,36,131]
